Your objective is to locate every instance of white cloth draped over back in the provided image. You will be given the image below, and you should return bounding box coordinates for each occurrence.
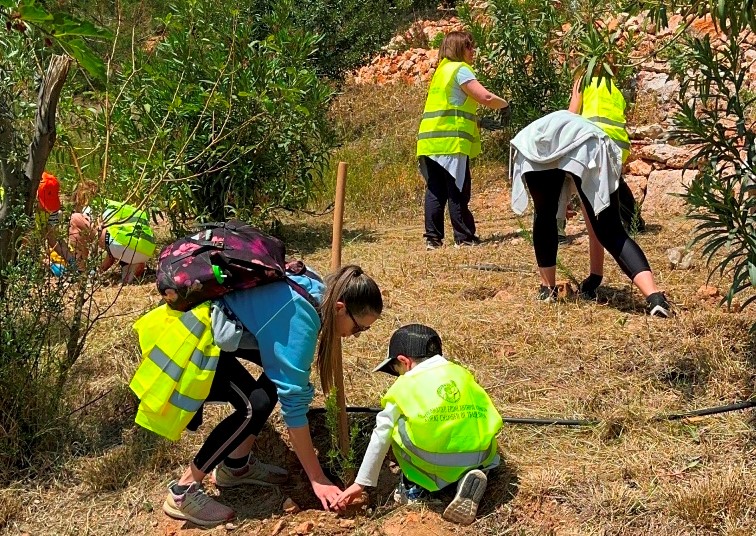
[509,110,623,217]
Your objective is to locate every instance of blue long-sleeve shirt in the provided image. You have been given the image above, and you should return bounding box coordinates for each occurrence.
[222,273,324,428]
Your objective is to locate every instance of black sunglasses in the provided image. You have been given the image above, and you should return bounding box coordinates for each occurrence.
[346,307,370,333]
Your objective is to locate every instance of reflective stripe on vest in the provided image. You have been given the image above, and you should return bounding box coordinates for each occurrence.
[417,59,481,159]
[169,390,205,413]
[417,130,477,142]
[397,418,496,468]
[103,200,157,257]
[382,361,502,491]
[394,448,453,490]
[581,78,631,162]
[131,303,220,441]
[422,109,478,121]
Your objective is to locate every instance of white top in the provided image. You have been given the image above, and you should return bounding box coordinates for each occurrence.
[419,66,477,191]
[509,110,622,217]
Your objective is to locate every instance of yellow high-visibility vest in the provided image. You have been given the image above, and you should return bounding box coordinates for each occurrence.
[581,78,631,163]
[417,59,481,158]
[381,360,502,491]
[103,200,157,258]
[130,302,220,441]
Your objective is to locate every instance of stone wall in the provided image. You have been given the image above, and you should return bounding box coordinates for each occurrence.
[349,8,756,216]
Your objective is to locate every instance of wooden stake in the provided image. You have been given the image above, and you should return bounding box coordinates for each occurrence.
[330,162,350,458]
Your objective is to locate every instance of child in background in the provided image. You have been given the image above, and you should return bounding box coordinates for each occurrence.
[36,172,69,260]
[330,324,502,525]
[69,198,156,283]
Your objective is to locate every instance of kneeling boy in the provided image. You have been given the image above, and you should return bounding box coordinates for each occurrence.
[331,324,502,525]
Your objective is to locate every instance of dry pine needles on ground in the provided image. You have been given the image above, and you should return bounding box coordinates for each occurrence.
[3,168,756,536]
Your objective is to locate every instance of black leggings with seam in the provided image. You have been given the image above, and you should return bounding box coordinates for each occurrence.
[191,348,278,474]
[523,168,651,279]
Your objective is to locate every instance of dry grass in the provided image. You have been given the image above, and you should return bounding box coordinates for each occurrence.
[2,85,756,536]
[319,83,511,220]
[627,90,666,127]
[319,83,428,219]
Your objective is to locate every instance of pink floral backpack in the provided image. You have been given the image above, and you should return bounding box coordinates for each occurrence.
[156,220,314,312]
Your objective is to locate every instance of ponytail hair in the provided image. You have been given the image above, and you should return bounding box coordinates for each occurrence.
[316,265,383,394]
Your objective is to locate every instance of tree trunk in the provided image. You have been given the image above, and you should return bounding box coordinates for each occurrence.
[0,54,72,272]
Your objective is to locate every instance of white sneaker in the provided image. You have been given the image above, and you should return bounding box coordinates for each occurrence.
[162,481,234,527]
[442,469,487,525]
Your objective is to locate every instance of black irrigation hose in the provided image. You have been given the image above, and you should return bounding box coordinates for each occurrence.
[309,400,756,427]
[654,399,756,422]
[307,407,596,426]
[458,263,533,274]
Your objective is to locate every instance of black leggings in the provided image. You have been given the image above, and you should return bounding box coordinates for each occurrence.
[523,169,651,279]
[192,348,278,474]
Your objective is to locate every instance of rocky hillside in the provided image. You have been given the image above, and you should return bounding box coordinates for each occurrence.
[349,10,756,217]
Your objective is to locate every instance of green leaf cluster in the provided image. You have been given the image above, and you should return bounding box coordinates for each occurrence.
[460,0,575,134]
[69,0,336,227]
[665,7,756,310]
[0,0,111,80]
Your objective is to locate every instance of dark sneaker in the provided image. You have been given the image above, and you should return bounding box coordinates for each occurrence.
[162,481,235,527]
[646,292,672,318]
[213,457,288,488]
[425,238,443,250]
[578,274,603,300]
[537,285,558,302]
[442,469,487,525]
[454,236,483,248]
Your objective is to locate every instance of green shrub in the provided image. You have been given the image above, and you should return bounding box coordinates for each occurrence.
[460,0,575,134]
[669,26,756,311]
[0,251,100,480]
[58,0,336,228]
[279,0,407,80]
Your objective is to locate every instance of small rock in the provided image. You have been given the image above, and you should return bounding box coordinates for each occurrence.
[511,237,524,245]
[666,247,696,269]
[493,290,514,302]
[225,523,238,531]
[626,159,653,176]
[678,250,696,270]
[555,280,574,299]
[271,519,286,536]
[636,143,693,165]
[630,124,665,140]
[350,491,369,507]
[624,175,649,203]
[294,521,315,535]
[339,519,356,529]
[697,285,719,298]
[667,247,683,267]
[283,497,301,514]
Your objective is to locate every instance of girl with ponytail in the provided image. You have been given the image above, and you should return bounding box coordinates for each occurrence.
[162,264,383,526]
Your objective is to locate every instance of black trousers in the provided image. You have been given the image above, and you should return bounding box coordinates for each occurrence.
[422,156,477,244]
[523,169,651,279]
[191,348,278,474]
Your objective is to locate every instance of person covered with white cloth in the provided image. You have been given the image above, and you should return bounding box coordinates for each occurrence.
[510,110,671,317]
